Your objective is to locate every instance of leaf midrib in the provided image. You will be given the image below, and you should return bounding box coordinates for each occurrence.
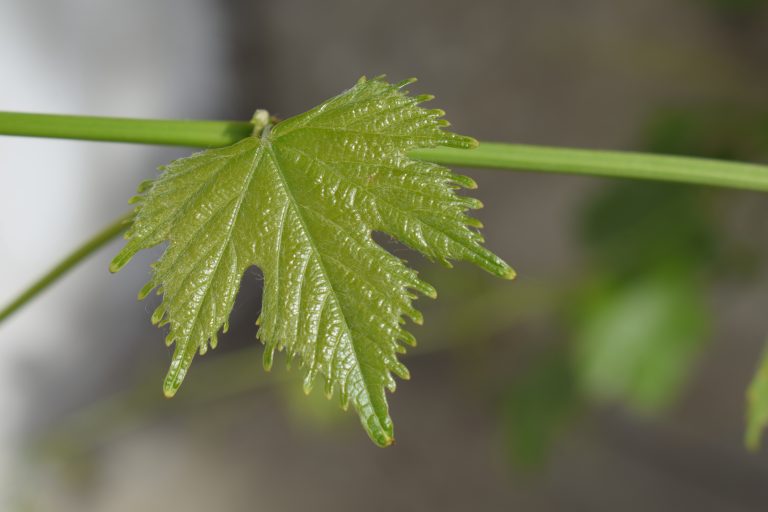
[264,140,385,434]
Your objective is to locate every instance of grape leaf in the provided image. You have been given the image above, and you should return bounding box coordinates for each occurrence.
[110,76,513,446]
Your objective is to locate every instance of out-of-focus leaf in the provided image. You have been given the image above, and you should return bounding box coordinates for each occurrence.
[645,107,768,159]
[573,271,709,411]
[700,0,768,14]
[581,182,716,276]
[746,342,768,450]
[503,350,578,468]
[574,181,714,412]
[573,154,718,412]
[643,104,768,449]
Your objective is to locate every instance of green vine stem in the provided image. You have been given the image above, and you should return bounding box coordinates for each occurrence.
[410,144,768,192]
[3,111,768,190]
[1,109,768,325]
[0,112,253,147]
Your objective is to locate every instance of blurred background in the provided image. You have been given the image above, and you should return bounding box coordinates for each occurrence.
[1,0,768,510]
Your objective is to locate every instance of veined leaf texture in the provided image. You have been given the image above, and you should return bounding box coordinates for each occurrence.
[111,77,513,446]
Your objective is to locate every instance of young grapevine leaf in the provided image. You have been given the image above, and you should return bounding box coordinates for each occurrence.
[110,76,514,446]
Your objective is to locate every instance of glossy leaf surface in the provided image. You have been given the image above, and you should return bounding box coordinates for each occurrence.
[111,77,513,446]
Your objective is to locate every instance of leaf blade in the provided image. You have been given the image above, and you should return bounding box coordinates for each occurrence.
[112,76,512,445]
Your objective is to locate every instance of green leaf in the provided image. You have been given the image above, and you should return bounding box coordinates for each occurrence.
[746,342,768,450]
[503,349,578,468]
[574,181,715,414]
[110,76,513,446]
[573,271,709,412]
[580,182,715,277]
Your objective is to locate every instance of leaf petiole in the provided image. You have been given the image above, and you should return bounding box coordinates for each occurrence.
[0,212,133,324]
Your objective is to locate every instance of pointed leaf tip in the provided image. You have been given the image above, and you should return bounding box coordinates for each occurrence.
[445,135,479,150]
[163,363,187,398]
[366,417,395,447]
[163,381,178,398]
[137,281,155,300]
[453,174,478,190]
[395,77,418,88]
[109,255,128,273]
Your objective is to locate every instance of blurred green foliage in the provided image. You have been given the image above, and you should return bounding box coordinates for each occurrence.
[644,107,768,159]
[580,183,716,276]
[573,270,709,412]
[573,179,716,412]
[503,350,578,467]
[747,344,768,450]
[504,103,768,467]
[701,0,768,14]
